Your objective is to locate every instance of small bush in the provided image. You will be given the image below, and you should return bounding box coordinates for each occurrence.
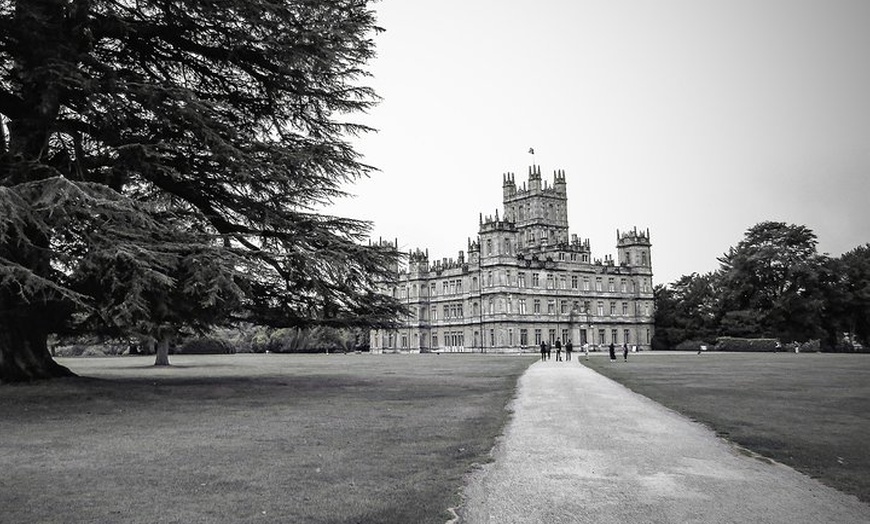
[178,337,235,354]
[797,339,821,353]
[674,339,712,351]
[715,337,780,352]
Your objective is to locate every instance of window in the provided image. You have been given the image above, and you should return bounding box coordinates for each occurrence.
[548,329,556,344]
[642,252,648,265]
[559,275,567,289]
[559,252,565,261]
[561,300,569,314]
[547,300,555,315]
[610,302,616,315]
[431,306,437,320]
[520,329,528,346]
[488,299,494,314]
[562,329,569,343]
[595,277,602,291]
[443,281,449,294]
[583,277,590,291]
[532,273,540,287]
[597,301,604,316]
[508,329,514,346]
[608,278,615,292]
[611,329,618,344]
[622,302,629,316]
[626,252,632,265]
[472,277,478,291]
[546,274,554,289]
[621,278,627,293]
[570,253,577,261]
[401,334,408,348]
[432,333,438,348]
[473,302,479,316]
[598,329,605,345]
[486,239,492,254]
[518,272,526,288]
[504,238,512,255]
[489,329,495,347]
[449,280,455,295]
[443,305,449,319]
[534,329,542,345]
[624,329,631,345]
[487,271,493,287]
[534,299,541,313]
[456,279,463,293]
[519,299,527,314]
[571,275,578,289]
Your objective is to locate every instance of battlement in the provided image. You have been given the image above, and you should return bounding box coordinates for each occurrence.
[479,209,517,233]
[506,167,567,200]
[617,227,651,247]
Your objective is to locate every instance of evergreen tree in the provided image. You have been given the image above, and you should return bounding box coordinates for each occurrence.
[717,222,826,342]
[0,0,402,381]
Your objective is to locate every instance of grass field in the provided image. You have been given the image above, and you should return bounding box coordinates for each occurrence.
[0,353,535,524]
[582,352,870,503]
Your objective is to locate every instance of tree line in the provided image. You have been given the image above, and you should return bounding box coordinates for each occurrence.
[654,221,870,351]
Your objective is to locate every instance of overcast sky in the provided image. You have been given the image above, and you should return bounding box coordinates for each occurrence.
[327,0,870,285]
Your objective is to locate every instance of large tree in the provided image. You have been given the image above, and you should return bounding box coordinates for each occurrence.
[717,222,827,342]
[0,0,403,381]
[652,272,719,348]
[825,244,870,349]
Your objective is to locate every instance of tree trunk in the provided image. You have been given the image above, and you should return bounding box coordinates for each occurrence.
[0,315,74,382]
[154,333,171,366]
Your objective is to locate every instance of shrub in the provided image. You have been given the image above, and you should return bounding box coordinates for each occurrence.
[178,337,235,355]
[797,339,821,353]
[674,339,713,351]
[715,337,780,352]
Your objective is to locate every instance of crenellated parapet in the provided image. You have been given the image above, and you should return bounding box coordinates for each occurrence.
[479,209,518,233]
[617,227,651,247]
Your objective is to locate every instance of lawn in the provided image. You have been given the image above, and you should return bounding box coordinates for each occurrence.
[582,352,870,503]
[0,353,535,524]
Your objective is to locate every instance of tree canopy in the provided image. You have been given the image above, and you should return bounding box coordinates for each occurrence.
[0,0,403,381]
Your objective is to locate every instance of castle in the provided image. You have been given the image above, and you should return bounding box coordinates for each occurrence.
[370,165,654,353]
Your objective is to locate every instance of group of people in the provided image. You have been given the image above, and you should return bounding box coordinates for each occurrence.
[539,339,591,362]
[609,342,629,362]
[539,340,630,363]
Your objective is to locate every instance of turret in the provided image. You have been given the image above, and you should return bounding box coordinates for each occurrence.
[528,164,541,191]
[616,227,652,268]
[503,172,516,199]
[553,169,567,195]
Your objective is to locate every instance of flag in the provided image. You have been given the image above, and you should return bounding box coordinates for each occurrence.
[528,148,535,155]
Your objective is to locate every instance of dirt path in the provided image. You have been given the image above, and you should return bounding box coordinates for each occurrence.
[457,360,870,523]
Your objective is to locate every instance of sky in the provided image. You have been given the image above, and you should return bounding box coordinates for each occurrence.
[327,0,870,286]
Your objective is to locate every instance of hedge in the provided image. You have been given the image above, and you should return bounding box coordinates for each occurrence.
[715,337,780,352]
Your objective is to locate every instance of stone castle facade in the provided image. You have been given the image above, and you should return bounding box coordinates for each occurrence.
[370,165,654,353]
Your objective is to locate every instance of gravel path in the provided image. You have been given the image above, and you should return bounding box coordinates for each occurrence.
[457,360,870,524]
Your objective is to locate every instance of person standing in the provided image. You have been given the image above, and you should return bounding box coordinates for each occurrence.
[609,342,616,362]
[623,343,629,362]
[583,343,589,360]
[565,340,573,361]
[540,341,547,362]
[555,339,562,361]
[546,342,552,360]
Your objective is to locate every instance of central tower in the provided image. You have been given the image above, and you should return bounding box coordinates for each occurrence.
[502,166,569,251]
